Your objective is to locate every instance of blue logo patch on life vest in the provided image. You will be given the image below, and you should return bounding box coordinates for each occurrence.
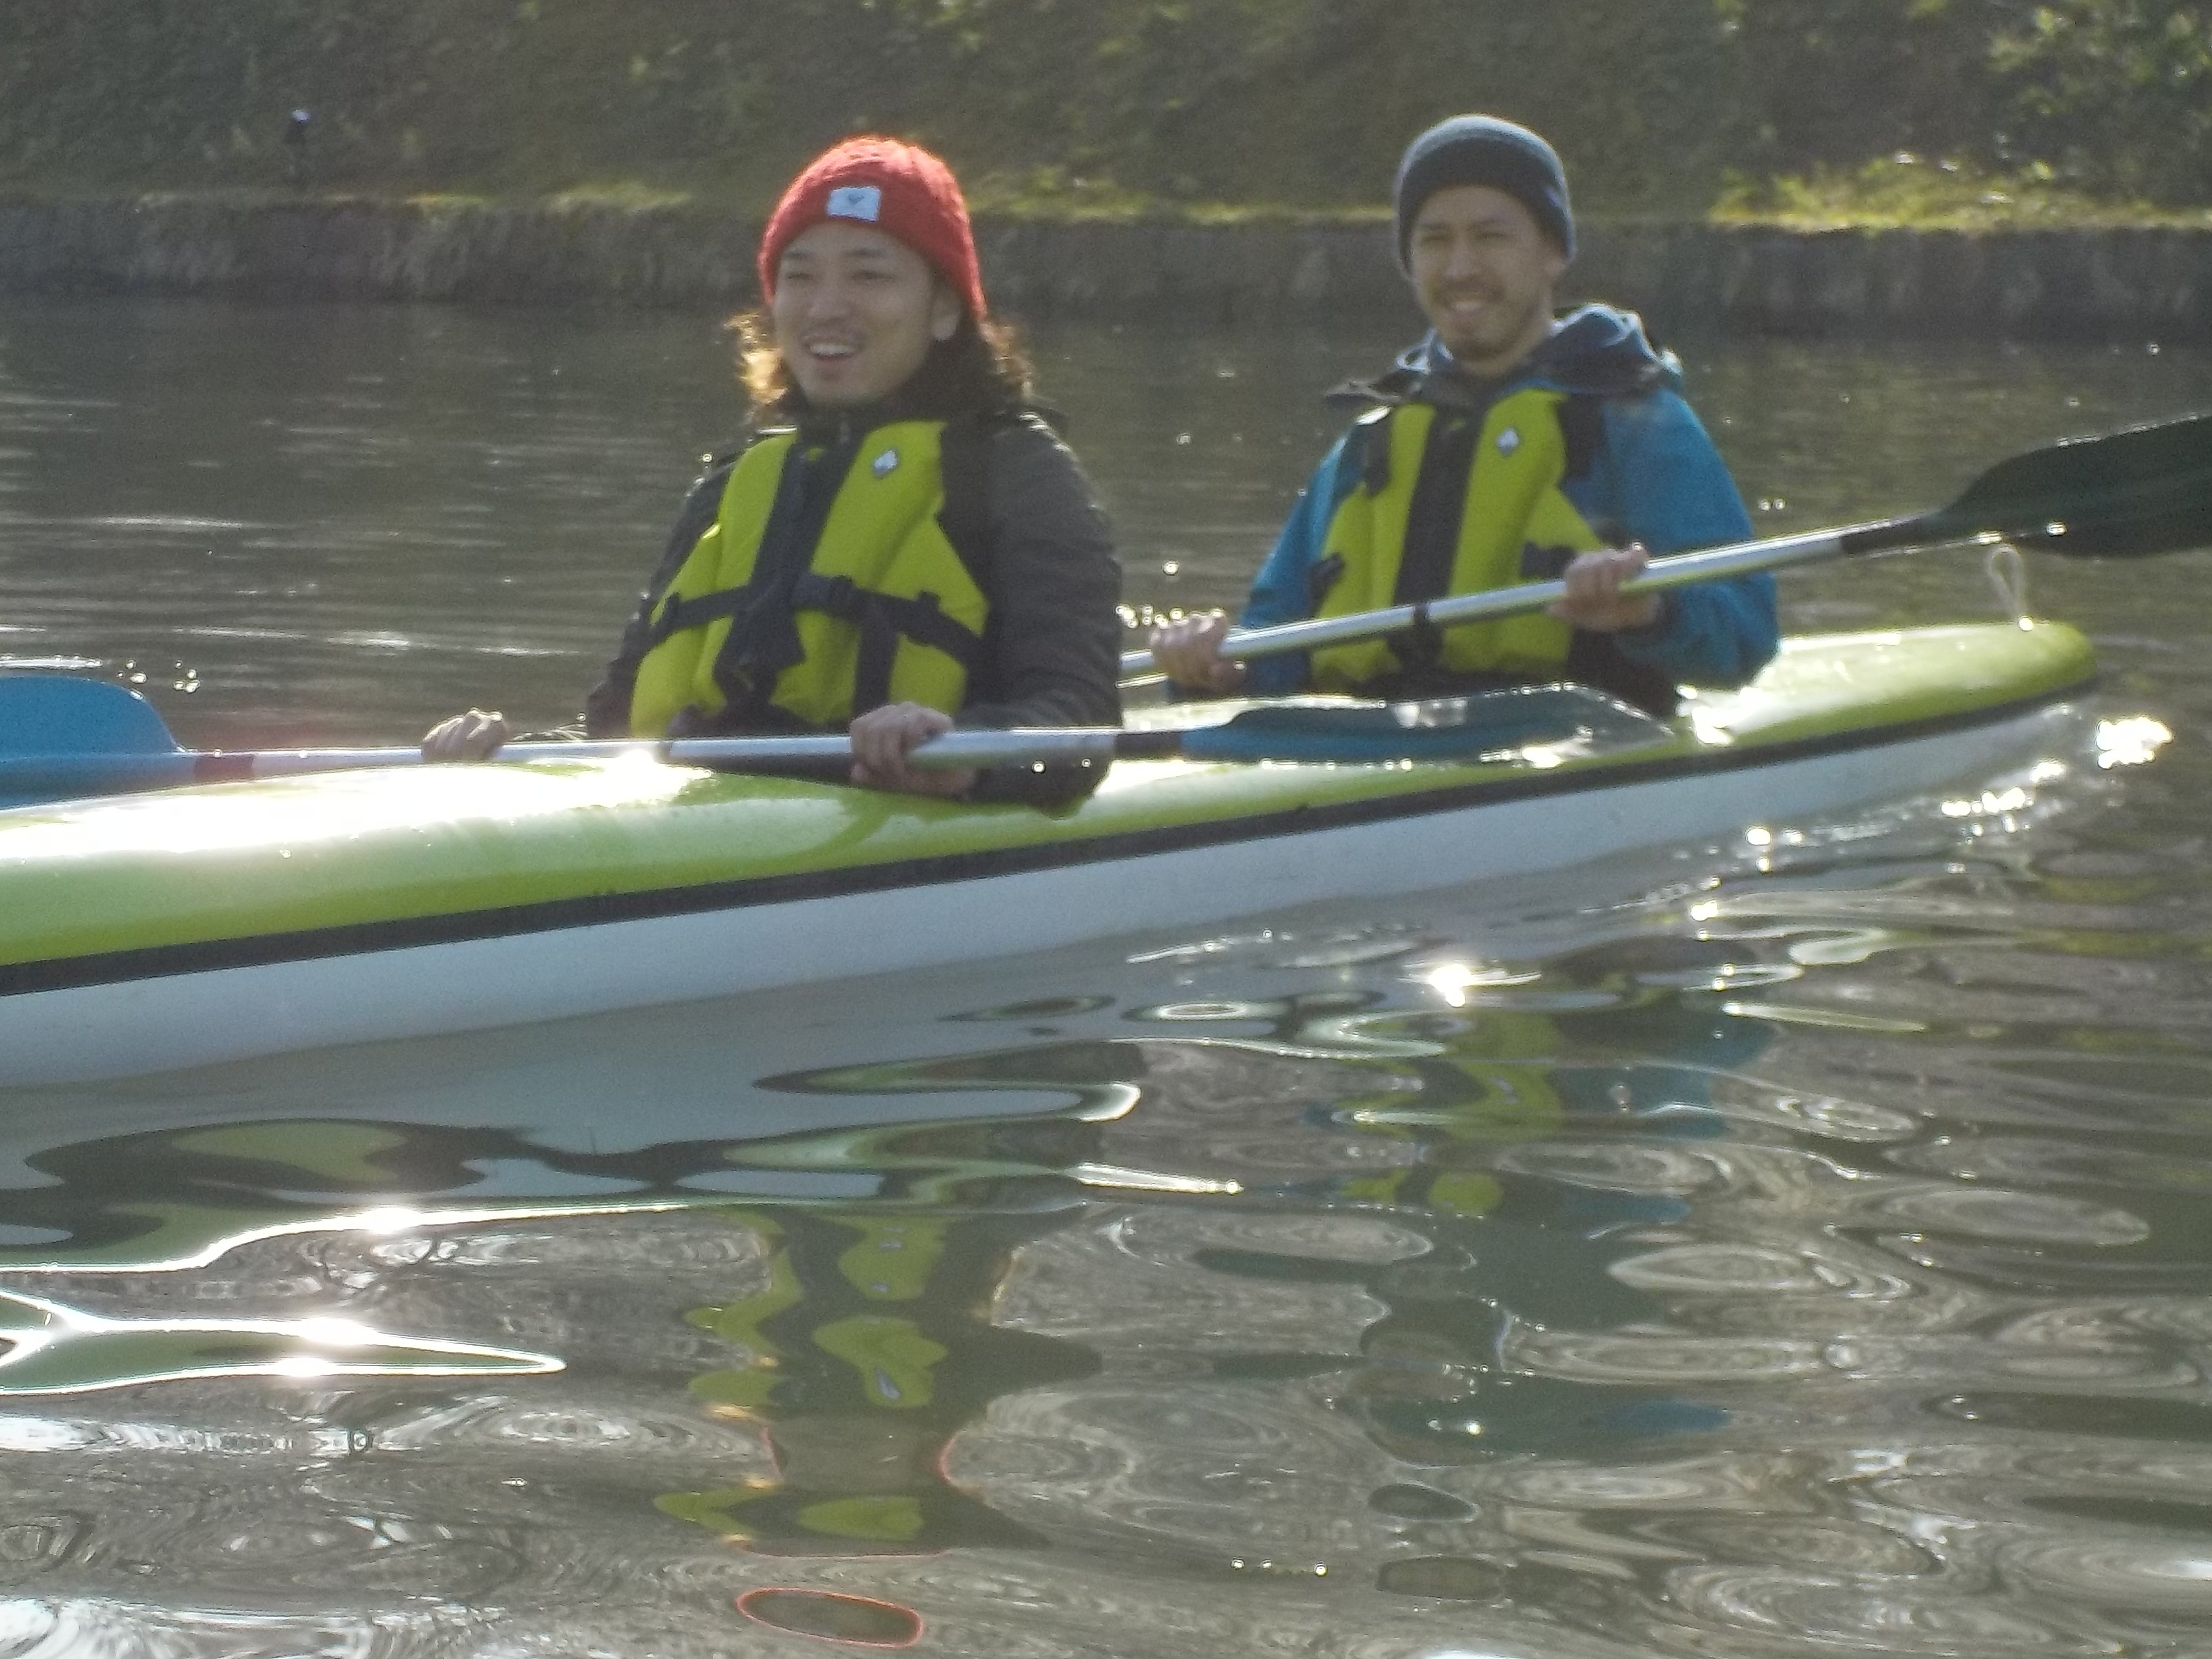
[873,448,901,478]
[827,185,883,222]
[1497,428,1522,456]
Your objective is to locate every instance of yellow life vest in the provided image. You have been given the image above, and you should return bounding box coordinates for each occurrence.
[1308,387,1606,693]
[628,420,990,737]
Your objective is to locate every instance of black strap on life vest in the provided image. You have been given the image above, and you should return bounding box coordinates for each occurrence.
[1325,389,1667,701]
[635,435,849,722]
[642,416,1003,723]
[725,435,853,718]
[934,414,996,594]
[1557,392,1604,481]
[642,585,744,648]
[788,570,986,716]
[1384,405,1487,674]
[1395,409,1482,607]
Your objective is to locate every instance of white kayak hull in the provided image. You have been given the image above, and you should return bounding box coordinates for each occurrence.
[0,663,2088,1086]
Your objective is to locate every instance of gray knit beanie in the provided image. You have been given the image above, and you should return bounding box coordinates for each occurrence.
[1393,115,1574,268]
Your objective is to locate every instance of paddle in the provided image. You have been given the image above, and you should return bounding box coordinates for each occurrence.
[1118,409,2212,680]
[0,676,1666,808]
[11,412,2200,808]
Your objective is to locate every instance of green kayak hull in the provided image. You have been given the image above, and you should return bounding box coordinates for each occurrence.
[0,623,2098,1084]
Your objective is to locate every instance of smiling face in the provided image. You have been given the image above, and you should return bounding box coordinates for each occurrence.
[1406,183,1568,376]
[769,222,964,409]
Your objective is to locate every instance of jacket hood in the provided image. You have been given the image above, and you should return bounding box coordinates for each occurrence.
[1338,304,1680,408]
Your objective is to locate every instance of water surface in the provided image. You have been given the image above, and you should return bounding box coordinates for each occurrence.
[2,299,2211,1656]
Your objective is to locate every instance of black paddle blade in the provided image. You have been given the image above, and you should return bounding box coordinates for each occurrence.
[1927,410,2212,557]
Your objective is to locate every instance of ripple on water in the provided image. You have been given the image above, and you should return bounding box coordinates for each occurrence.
[2123,1300,2212,1345]
[0,1600,415,1657]
[1890,1134,2212,1197]
[1373,1554,1509,1602]
[741,1553,1589,1659]
[0,1475,527,1601]
[1824,1334,2199,1392]
[1999,1532,2212,1614]
[1844,1437,2212,1582]
[1149,1211,1431,1267]
[992,1210,1390,1354]
[1661,1564,2109,1656]
[380,1219,772,1272]
[1936,1392,2212,1447]
[1608,1243,1914,1301]
[0,1515,86,1574]
[1368,1482,1478,1521]
[1506,1327,1826,1386]
[366,1393,767,1465]
[1493,1451,1824,1514]
[941,1423,1134,1494]
[2024,1493,2212,1535]
[1635,1514,1942,1577]
[960,1381,1391,1563]
[1720,1091,1923,1143]
[1492,1142,1731,1197]
[1964,1052,2212,1129]
[736,1586,924,1648]
[1870,1187,2152,1247]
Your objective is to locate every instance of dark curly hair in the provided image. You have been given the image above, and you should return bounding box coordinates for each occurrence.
[730,304,1034,426]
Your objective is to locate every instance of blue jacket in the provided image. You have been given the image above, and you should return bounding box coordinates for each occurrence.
[1239,305,1779,698]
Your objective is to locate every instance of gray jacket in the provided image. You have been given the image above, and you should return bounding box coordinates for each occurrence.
[584,410,1122,807]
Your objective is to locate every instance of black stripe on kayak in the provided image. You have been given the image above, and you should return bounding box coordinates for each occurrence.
[0,684,2089,999]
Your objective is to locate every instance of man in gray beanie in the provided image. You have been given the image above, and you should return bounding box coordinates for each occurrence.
[1152,115,1776,717]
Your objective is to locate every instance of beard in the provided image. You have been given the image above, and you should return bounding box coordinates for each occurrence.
[1431,286,1546,368]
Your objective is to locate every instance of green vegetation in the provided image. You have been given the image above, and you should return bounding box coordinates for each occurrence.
[1,0,2204,223]
[1714,155,2212,231]
[1721,0,2212,215]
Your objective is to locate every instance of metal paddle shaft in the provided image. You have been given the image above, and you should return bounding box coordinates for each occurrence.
[0,680,1658,805]
[0,725,1145,800]
[7,410,2208,802]
[1119,524,1858,678]
[0,696,1642,794]
[1118,409,2212,678]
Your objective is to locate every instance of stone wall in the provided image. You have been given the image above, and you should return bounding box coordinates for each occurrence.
[2,196,2206,340]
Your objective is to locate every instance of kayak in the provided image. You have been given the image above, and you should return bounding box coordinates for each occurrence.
[0,622,2097,1086]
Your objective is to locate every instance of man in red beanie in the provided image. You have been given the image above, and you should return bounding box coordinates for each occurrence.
[429,137,1121,805]
[760,137,988,325]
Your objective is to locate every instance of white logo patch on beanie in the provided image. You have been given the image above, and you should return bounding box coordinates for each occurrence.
[827,185,883,222]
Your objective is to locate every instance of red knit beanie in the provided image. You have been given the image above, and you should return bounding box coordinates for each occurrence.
[758,137,987,321]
